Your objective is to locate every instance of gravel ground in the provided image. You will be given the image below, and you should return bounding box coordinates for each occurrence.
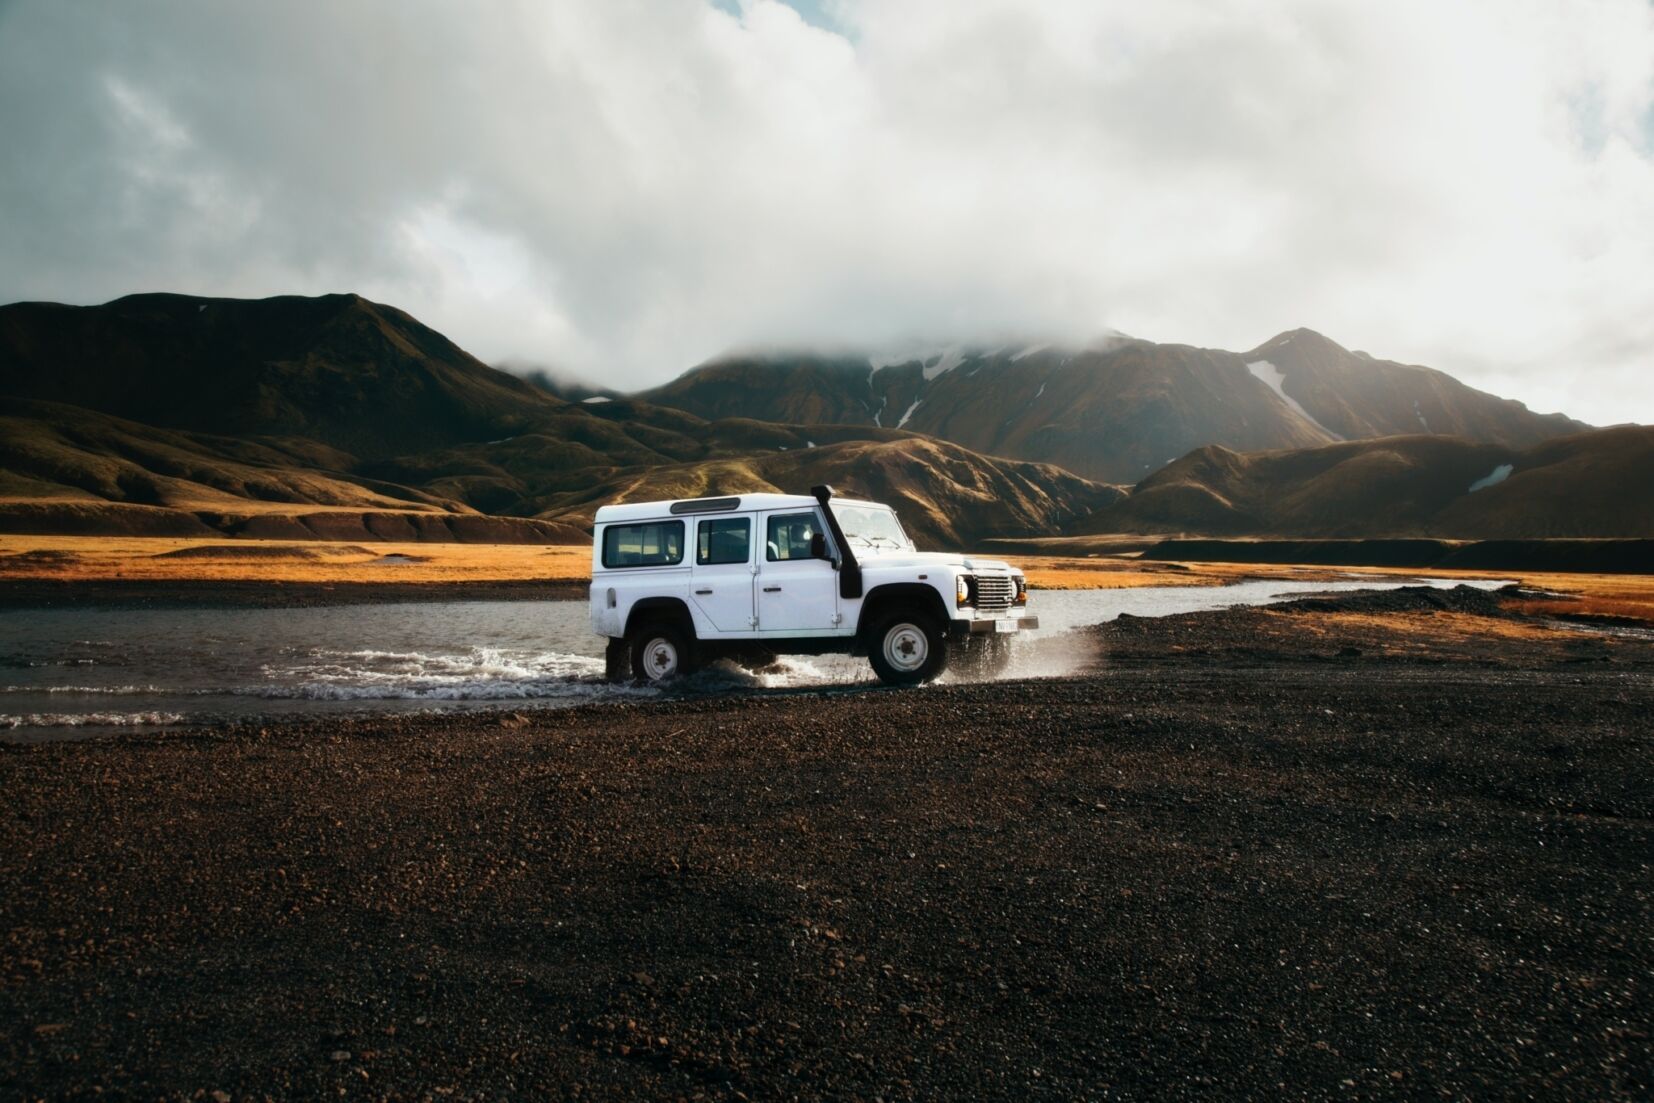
[2,593,1651,1100]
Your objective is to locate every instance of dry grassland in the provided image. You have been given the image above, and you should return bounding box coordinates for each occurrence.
[0,535,1648,620]
[0,536,591,585]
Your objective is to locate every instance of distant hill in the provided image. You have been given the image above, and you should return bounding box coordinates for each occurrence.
[0,397,586,542]
[641,334,1588,483]
[526,435,1123,549]
[1076,427,1654,539]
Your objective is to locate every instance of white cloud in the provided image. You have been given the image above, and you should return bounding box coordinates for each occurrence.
[0,0,1650,425]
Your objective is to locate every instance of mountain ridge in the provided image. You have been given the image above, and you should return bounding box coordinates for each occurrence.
[638,331,1589,483]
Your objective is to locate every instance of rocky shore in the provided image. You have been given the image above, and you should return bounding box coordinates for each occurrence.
[3,592,1650,1099]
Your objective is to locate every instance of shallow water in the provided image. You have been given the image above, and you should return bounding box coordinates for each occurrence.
[0,576,1510,740]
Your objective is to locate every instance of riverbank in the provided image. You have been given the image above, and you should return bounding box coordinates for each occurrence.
[3,590,1649,1099]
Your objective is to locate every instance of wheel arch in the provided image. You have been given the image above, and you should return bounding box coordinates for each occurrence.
[856,582,950,638]
[624,597,697,639]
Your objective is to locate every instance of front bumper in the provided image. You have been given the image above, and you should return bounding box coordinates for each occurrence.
[950,615,1039,636]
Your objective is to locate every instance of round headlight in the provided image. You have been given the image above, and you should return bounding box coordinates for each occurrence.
[956,575,971,606]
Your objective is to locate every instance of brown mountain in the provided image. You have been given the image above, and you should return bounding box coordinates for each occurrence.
[1076,427,1654,539]
[0,295,1122,547]
[0,292,567,458]
[641,334,1587,483]
[1239,329,1583,446]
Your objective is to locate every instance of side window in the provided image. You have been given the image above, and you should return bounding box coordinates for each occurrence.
[601,520,684,568]
[697,517,751,565]
[766,511,822,561]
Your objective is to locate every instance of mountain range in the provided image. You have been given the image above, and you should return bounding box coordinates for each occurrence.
[641,331,1585,483]
[0,291,1644,548]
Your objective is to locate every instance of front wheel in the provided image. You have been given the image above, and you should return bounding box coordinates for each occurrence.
[628,623,696,684]
[954,635,1014,680]
[867,611,947,686]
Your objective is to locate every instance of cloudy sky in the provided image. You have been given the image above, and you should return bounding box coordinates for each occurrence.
[2,0,1651,424]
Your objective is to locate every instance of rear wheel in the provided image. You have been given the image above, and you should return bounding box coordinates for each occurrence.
[628,622,696,684]
[867,609,947,686]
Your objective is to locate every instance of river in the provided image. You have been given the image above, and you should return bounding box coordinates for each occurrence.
[1,577,1510,740]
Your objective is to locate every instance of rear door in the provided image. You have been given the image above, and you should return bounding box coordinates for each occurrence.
[690,515,756,633]
[756,508,841,635]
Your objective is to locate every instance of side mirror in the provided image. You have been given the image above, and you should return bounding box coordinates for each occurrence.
[809,532,828,560]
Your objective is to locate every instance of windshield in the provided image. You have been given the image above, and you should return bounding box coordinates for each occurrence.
[830,503,910,549]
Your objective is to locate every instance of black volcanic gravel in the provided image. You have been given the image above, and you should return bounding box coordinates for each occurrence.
[2,606,1651,1100]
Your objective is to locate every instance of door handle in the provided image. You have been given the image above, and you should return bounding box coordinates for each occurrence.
[762,585,782,592]
[694,588,713,595]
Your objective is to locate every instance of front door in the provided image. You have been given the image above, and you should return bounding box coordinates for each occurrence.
[690,515,755,633]
[757,508,841,635]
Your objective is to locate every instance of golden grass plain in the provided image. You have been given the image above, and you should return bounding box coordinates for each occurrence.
[0,535,1648,620]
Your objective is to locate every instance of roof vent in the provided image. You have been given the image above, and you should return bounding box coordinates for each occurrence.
[669,496,741,515]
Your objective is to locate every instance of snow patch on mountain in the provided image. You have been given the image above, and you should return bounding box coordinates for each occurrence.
[896,399,922,428]
[866,344,967,381]
[1011,343,1050,361]
[581,395,610,404]
[1245,360,1341,440]
[922,347,966,381]
[1467,464,1514,493]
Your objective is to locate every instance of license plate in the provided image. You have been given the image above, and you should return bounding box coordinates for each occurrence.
[994,618,1020,633]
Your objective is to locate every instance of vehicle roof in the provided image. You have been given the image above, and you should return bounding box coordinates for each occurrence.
[593,493,883,524]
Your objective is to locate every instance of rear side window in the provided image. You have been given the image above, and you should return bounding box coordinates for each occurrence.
[766,511,822,561]
[601,521,684,568]
[697,517,751,565]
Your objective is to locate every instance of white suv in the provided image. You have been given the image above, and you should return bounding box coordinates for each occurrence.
[590,485,1037,686]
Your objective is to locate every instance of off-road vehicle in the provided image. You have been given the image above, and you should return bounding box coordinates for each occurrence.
[590,485,1036,686]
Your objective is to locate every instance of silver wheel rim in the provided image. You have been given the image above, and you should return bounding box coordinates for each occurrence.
[882,622,928,673]
[643,638,680,681]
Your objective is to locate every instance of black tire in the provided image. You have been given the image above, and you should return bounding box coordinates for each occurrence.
[867,609,948,686]
[628,622,696,684]
[603,637,630,682]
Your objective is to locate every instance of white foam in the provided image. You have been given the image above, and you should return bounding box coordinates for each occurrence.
[0,684,198,696]
[254,646,654,702]
[1245,360,1341,439]
[896,399,922,428]
[1,711,186,729]
[1467,463,1514,493]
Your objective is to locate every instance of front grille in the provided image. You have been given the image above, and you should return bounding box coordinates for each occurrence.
[973,576,1015,615]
